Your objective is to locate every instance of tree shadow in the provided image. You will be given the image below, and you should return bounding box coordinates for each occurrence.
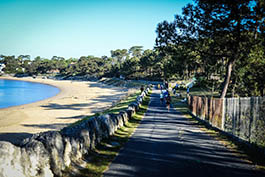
[57,114,86,120]
[22,123,69,130]
[0,132,33,145]
[105,122,264,177]
[41,103,95,110]
[104,89,265,177]
[41,93,126,112]
[87,82,129,92]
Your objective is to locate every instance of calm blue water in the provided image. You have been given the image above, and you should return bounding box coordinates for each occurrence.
[0,79,60,109]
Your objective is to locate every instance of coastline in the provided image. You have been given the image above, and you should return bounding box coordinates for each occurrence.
[0,77,61,110]
[0,76,130,144]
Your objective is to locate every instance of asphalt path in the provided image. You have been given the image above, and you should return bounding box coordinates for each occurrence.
[104,89,265,177]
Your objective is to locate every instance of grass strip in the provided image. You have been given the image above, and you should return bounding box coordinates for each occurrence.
[102,91,140,115]
[67,89,151,177]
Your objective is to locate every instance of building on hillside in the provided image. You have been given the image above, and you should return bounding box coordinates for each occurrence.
[47,69,60,74]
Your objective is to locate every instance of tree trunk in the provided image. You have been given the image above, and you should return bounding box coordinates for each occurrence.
[260,87,264,97]
[231,76,237,97]
[220,59,235,98]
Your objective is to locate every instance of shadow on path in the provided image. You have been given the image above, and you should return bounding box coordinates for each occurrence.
[22,123,69,130]
[104,89,265,177]
[0,132,33,145]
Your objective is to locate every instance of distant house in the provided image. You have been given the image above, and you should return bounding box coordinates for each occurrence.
[47,69,60,74]
[69,62,77,66]
[0,64,5,74]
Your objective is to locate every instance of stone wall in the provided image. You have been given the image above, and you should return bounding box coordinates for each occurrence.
[0,87,150,177]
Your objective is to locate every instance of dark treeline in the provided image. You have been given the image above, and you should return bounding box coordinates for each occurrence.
[155,0,264,97]
[0,0,264,97]
[0,46,163,80]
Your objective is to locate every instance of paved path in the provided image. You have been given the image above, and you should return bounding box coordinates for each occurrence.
[104,89,265,177]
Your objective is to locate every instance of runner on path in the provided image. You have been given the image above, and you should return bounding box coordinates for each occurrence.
[104,88,265,177]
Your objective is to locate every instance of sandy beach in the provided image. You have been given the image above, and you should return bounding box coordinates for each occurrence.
[0,77,130,144]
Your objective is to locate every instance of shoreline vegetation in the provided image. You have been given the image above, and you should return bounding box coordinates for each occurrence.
[0,76,136,145]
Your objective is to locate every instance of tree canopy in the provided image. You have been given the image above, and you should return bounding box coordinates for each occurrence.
[155,0,265,97]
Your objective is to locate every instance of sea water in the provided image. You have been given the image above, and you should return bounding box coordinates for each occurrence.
[0,79,60,109]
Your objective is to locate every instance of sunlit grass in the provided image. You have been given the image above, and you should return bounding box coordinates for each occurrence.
[172,86,219,99]
[102,91,140,114]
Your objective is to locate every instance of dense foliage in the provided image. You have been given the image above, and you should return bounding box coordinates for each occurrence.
[0,0,264,97]
[0,47,161,80]
[155,0,264,97]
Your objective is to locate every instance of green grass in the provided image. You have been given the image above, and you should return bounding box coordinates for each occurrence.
[64,90,151,177]
[174,86,219,99]
[189,86,219,97]
[170,88,265,171]
[102,91,140,115]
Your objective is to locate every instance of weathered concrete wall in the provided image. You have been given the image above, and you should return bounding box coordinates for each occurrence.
[0,87,150,177]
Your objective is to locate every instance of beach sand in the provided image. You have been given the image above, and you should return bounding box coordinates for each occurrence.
[0,77,130,144]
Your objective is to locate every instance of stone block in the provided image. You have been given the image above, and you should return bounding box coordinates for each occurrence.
[21,139,53,177]
[0,141,24,177]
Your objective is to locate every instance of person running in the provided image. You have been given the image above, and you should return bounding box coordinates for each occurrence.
[187,87,190,96]
[140,85,144,93]
[173,83,179,95]
[160,92,164,105]
[165,81,169,89]
[165,93,171,111]
[163,89,168,98]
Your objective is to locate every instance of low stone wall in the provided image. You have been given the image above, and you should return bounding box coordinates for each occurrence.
[0,87,150,177]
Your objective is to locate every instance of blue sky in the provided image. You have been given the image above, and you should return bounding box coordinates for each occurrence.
[0,0,193,59]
